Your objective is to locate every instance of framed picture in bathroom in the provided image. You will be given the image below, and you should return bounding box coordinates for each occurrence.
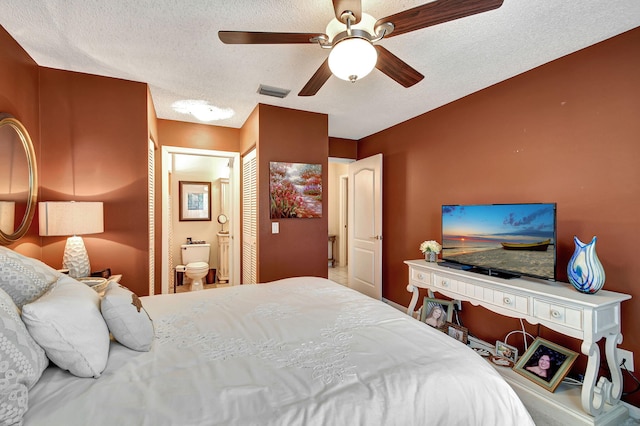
[179,181,211,221]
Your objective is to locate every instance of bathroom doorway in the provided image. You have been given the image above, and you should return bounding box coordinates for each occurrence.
[160,146,240,294]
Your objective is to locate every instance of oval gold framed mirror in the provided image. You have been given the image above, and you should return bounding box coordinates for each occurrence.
[0,114,38,245]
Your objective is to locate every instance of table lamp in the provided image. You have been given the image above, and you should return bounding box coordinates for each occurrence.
[0,201,15,234]
[39,201,104,278]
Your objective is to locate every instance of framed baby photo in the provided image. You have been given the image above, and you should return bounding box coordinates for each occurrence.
[440,322,468,344]
[513,337,578,392]
[495,340,519,363]
[420,297,454,328]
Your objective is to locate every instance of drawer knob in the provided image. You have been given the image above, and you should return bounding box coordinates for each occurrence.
[503,297,512,305]
[417,273,424,280]
[441,280,449,287]
[551,310,561,318]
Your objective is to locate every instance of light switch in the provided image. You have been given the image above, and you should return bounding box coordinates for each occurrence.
[272,222,279,234]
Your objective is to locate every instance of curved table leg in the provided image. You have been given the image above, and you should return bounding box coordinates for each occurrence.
[406,283,419,317]
[580,333,623,416]
[605,333,624,403]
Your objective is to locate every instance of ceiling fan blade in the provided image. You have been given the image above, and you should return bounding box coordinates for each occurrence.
[332,0,362,24]
[219,31,324,44]
[298,59,332,97]
[377,0,504,38]
[374,45,424,88]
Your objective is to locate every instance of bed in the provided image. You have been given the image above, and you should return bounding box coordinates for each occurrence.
[0,248,533,425]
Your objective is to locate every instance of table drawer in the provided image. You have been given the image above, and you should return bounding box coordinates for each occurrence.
[533,299,582,330]
[433,274,459,293]
[493,290,529,315]
[411,267,431,286]
[460,281,528,314]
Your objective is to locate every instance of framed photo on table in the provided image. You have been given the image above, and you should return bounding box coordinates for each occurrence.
[496,340,519,363]
[513,337,578,392]
[420,297,454,328]
[440,322,468,344]
[179,181,211,221]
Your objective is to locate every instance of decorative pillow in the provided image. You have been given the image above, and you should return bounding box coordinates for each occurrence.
[101,282,154,352]
[0,288,49,425]
[0,383,27,426]
[21,276,110,378]
[0,246,62,308]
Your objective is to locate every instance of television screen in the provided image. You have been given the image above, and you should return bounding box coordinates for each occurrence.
[441,203,557,281]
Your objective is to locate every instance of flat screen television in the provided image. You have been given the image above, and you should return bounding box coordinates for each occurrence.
[441,203,557,281]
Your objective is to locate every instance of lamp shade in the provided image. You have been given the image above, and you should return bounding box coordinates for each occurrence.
[39,201,104,236]
[328,37,377,82]
[0,201,15,234]
[38,201,104,278]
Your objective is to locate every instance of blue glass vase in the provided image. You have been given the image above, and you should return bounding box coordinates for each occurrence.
[567,236,606,294]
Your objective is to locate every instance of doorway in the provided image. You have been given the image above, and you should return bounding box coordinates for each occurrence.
[328,158,353,286]
[160,146,240,294]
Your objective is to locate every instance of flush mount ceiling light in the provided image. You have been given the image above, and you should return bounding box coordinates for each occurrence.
[172,100,235,122]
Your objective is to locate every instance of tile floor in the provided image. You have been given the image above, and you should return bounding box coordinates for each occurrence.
[328,265,349,286]
[175,281,229,293]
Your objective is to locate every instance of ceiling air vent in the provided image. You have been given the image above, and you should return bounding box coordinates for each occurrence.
[257,85,290,98]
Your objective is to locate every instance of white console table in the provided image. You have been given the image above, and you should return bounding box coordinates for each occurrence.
[405,260,631,424]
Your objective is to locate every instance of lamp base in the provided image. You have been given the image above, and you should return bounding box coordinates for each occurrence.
[63,236,91,278]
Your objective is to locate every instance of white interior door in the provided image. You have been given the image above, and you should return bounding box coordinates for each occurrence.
[348,154,382,299]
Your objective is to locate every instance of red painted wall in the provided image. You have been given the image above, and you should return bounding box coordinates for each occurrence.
[257,104,329,282]
[329,137,357,159]
[0,26,41,257]
[358,28,640,406]
[158,119,240,152]
[38,68,151,297]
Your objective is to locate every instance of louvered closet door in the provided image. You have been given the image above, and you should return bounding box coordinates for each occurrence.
[242,149,257,284]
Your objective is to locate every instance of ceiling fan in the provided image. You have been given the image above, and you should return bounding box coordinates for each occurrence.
[219,0,504,96]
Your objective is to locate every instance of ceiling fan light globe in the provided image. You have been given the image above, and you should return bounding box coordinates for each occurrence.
[328,38,377,82]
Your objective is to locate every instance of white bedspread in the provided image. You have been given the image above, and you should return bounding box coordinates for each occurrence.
[25,277,533,425]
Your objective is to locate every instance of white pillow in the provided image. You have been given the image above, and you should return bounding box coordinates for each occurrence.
[101,282,154,352]
[0,246,62,308]
[21,276,110,378]
[0,288,49,425]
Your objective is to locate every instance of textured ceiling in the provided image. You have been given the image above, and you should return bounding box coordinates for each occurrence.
[1,0,639,139]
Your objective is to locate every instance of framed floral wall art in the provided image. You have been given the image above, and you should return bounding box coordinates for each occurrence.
[269,162,322,219]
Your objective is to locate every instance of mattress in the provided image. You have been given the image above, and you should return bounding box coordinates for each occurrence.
[25,277,533,425]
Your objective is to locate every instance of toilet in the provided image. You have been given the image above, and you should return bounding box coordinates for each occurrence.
[179,243,210,291]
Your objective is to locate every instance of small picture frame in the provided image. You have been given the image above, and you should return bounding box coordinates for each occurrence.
[440,322,468,344]
[179,181,211,221]
[495,340,519,363]
[420,297,454,328]
[513,337,578,392]
[489,355,514,368]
